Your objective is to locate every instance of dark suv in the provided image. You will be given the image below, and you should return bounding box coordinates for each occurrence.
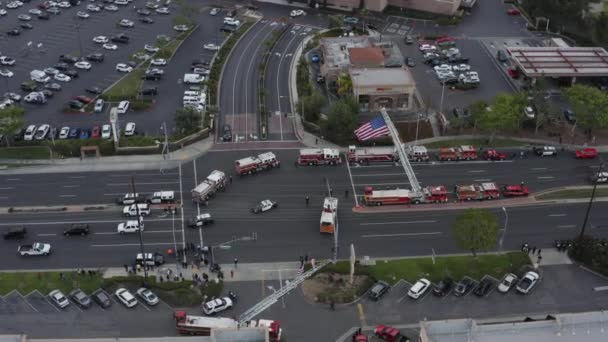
[3,226,26,240]
[454,277,475,296]
[368,281,390,301]
[111,34,129,44]
[59,54,80,64]
[64,224,90,236]
[91,289,112,308]
[432,278,453,297]
[473,278,494,297]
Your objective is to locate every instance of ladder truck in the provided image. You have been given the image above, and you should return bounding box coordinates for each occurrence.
[320,197,338,234]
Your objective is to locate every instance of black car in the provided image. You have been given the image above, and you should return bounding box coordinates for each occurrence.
[136,252,165,266]
[68,128,81,138]
[64,69,79,78]
[3,226,26,240]
[141,73,161,81]
[368,281,390,301]
[44,83,62,91]
[41,89,53,98]
[220,24,236,33]
[405,57,416,67]
[86,53,105,62]
[91,289,112,308]
[7,29,21,36]
[54,62,70,71]
[70,289,92,308]
[63,224,90,236]
[137,9,151,15]
[454,278,475,296]
[432,278,453,297]
[85,86,102,95]
[38,12,50,20]
[440,77,459,85]
[563,109,576,123]
[140,17,154,24]
[222,124,232,142]
[20,23,34,30]
[59,54,80,64]
[67,100,85,110]
[126,61,137,68]
[111,34,129,44]
[140,87,158,96]
[20,81,37,92]
[448,56,470,64]
[13,128,25,141]
[452,107,470,118]
[474,278,494,297]
[497,49,508,62]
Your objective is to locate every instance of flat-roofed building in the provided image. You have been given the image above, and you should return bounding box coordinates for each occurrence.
[350,67,416,111]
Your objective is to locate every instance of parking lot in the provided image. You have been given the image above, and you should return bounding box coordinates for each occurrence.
[0,1,228,136]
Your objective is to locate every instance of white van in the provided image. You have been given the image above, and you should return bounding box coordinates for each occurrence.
[183,73,204,84]
[183,95,202,105]
[24,125,37,141]
[30,70,50,83]
[183,90,201,97]
[117,220,144,234]
[146,191,175,204]
[123,203,150,217]
[117,100,130,114]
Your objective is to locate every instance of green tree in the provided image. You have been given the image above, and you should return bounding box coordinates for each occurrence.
[528,76,551,135]
[336,73,353,97]
[328,15,343,29]
[564,84,608,133]
[452,208,499,257]
[300,90,326,123]
[321,96,358,144]
[472,93,526,141]
[175,107,202,134]
[0,106,24,147]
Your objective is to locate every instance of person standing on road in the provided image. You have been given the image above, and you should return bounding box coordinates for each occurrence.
[344,190,349,198]
[305,196,310,206]
[233,258,238,268]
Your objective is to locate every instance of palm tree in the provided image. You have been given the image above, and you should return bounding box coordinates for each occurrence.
[336,73,352,97]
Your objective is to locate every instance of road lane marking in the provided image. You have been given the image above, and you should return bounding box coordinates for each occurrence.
[63,185,80,188]
[360,220,438,226]
[532,168,547,171]
[361,232,441,238]
[548,214,567,217]
[6,178,20,181]
[355,182,411,186]
[95,230,177,235]
[0,197,8,199]
[69,176,86,179]
[352,173,405,177]
[107,182,179,186]
[558,225,576,228]
[0,187,15,190]
[59,195,76,197]
[37,233,57,236]
[537,176,555,179]
[474,179,492,182]
[357,303,367,326]
[0,218,183,226]
[467,170,486,173]
[91,242,178,247]
[108,173,177,177]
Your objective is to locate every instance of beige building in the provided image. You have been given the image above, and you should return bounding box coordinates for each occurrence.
[304,0,462,15]
[350,68,416,111]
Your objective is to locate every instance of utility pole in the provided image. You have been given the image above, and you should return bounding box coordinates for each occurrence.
[324,177,338,263]
[580,161,604,240]
[178,163,187,267]
[499,207,508,253]
[130,176,147,279]
[193,161,204,251]
[161,122,169,159]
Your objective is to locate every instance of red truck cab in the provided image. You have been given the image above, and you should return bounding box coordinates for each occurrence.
[575,148,597,159]
[374,325,411,342]
[503,184,529,197]
[483,149,507,161]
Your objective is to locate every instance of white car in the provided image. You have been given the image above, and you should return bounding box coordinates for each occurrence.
[24,125,36,141]
[136,288,159,306]
[407,278,431,299]
[94,99,105,113]
[192,67,210,75]
[290,9,305,17]
[49,290,70,308]
[173,24,189,32]
[105,5,118,11]
[497,273,517,293]
[251,199,278,213]
[223,17,240,26]
[116,63,133,73]
[119,19,134,27]
[115,288,138,308]
[54,73,71,82]
[0,9,7,15]
[103,43,118,51]
[125,122,136,136]
[0,56,16,66]
[146,68,164,75]
[115,0,129,5]
[144,44,159,53]
[87,4,101,12]
[44,67,60,75]
[77,11,90,19]
[93,36,109,44]
[202,297,233,315]
[433,64,451,72]
[35,124,50,140]
[57,1,71,8]
[516,271,540,294]
[6,2,19,9]
[209,8,219,15]
[17,14,31,21]
[59,126,70,139]
[117,220,144,234]
[28,8,42,15]
[74,61,92,70]
[203,43,220,51]
[101,124,112,139]
[419,44,437,52]
[156,7,169,14]
[451,64,470,72]
[0,69,14,78]
[150,58,166,66]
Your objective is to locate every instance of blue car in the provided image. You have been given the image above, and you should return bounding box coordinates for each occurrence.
[68,128,81,139]
[311,54,320,63]
[343,16,359,25]
[79,129,90,139]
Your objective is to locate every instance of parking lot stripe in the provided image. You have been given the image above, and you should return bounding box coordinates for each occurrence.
[360,221,438,226]
[63,185,81,188]
[71,300,83,312]
[362,232,441,238]
[21,294,39,313]
[59,195,77,197]
[357,303,367,327]
[351,173,404,177]
[91,242,177,247]
[37,233,57,237]
[557,225,576,228]
[548,214,567,217]
[139,300,151,312]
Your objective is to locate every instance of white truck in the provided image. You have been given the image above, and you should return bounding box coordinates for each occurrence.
[30,70,50,83]
[192,170,227,204]
[146,191,175,204]
[18,242,52,256]
[183,73,205,84]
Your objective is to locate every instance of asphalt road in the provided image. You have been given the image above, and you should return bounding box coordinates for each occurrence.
[0,149,605,269]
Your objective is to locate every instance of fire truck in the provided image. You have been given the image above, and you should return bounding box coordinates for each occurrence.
[297,148,342,166]
[363,185,448,206]
[438,145,478,161]
[347,146,396,164]
[235,152,280,175]
[320,197,338,234]
[455,182,500,201]
[191,170,227,204]
[406,145,430,162]
[482,149,507,161]
[173,311,282,340]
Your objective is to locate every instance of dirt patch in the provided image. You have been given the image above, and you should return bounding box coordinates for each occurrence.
[302,272,372,304]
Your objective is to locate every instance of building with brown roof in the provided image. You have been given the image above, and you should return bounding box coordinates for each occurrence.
[348,47,385,68]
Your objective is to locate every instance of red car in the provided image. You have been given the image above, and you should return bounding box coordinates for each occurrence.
[503,185,529,197]
[483,149,507,161]
[75,95,93,104]
[91,126,101,138]
[507,8,520,15]
[374,325,410,342]
[575,148,597,159]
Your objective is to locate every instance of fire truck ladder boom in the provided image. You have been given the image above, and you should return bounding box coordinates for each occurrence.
[237,260,330,325]
[379,108,421,195]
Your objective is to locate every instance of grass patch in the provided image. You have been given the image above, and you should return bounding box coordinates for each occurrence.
[0,146,50,159]
[536,188,608,200]
[102,68,145,102]
[0,271,103,296]
[425,138,528,149]
[323,252,530,285]
[157,39,181,60]
[119,136,158,147]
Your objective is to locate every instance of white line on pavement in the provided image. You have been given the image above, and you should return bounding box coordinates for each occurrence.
[537,176,555,179]
[6,178,20,181]
[69,176,86,179]
[91,242,178,247]
[355,182,410,186]
[59,195,76,197]
[548,214,567,217]
[558,225,576,228]
[531,168,547,171]
[63,185,80,188]
[361,232,442,238]
[0,187,15,190]
[467,170,486,173]
[37,233,57,236]
[0,197,8,200]
[360,220,438,226]
[107,173,177,177]
[107,182,179,186]
[351,173,405,177]
[474,179,492,182]
[94,230,177,235]
[0,218,182,226]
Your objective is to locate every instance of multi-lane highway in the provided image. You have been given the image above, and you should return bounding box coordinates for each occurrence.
[0,149,605,269]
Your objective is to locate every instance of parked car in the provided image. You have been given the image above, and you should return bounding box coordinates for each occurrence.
[454,278,475,296]
[49,290,70,308]
[115,288,138,308]
[497,273,517,293]
[473,278,494,297]
[202,297,233,315]
[136,288,159,306]
[407,278,431,299]
[70,289,92,308]
[368,281,390,301]
[63,223,90,236]
[575,148,598,159]
[432,278,453,297]
[92,289,112,308]
[516,271,540,294]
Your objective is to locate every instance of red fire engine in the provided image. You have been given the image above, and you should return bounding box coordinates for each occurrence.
[455,182,501,201]
[363,185,448,206]
[374,324,411,342]
[502,184,529,197]
[482,149,507,161]
[438,145,478,161]
[347,146,396,164]
[173,311,281,340]
[297,148,342,166]
[235,152,280,175]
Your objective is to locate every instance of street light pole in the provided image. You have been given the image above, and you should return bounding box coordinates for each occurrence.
[580,161,604,240]
[439,82,446,114]
[499,207,508,252]
[130,176,148,279]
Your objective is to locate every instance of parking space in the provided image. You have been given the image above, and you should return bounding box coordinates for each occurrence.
[381,16,415,37]
[2,290,38,313]
[24,290,60,313]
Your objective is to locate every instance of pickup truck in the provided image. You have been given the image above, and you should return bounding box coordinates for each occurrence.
[18,242,51,256]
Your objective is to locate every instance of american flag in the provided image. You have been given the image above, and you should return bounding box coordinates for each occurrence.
[354,116,390,141]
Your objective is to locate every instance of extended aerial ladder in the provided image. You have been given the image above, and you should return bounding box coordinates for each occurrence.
[379,108,422,196]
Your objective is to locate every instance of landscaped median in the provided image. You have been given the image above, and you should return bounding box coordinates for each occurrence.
[0,270,222,307]
[0,146,52,160]
[536,186,608,200]
[304,252,530,303]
